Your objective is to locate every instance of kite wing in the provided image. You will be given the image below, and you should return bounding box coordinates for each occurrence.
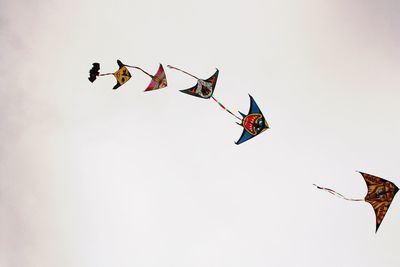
[88,63,100,82]
[144,64,168,92]
[113,60,132,90]
[180,69,219,99]
[235,95,269,145]
[360,172,399,232]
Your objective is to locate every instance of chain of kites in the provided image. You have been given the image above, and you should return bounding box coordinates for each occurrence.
[88,60,269,145]
[88,60,398,233]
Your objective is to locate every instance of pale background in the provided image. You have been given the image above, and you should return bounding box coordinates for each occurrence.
[1,0,399,266]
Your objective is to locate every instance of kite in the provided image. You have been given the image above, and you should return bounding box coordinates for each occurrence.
[88,63,100,82]
[235,95,270,145]
[167,65,269,144]
[88,60,167,91]
[141,64,168,92]
[87,60,132,89]
[314,171,399,232]
[167,65,218,98]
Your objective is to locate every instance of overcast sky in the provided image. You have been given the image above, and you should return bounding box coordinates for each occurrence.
[1,0,400,266]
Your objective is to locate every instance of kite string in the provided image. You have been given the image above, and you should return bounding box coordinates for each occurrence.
[98,73,114,76]
[313,184,363,201]
[124,65,153,78]
[167,65,199,80]
[211,96,242,121]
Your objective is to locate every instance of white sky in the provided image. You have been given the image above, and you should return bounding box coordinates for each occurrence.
[1,0,399,266]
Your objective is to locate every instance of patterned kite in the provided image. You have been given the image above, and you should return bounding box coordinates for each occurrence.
[88,60,132,89]
[88,60,167,91]
[235,95,270,145]
[167,65,218,98]
[314,171,399,232]
[142,64,168,92]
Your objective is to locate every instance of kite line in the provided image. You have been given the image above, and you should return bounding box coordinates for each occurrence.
[124,65,153,78]
[211,96,242,121]
[98,72,114,76]
[167,65,199,80]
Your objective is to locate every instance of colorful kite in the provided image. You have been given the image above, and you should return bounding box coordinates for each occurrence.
[235,95,270,145]
[88,60,167,91]
[88,60,132,89]
[142,64,168,92]
[314,171,399,232]
[167,65,269,144]
[167,65,218,98]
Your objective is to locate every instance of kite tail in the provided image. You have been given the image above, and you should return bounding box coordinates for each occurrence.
[211,96,242,121]
[313,184,363,201]
[167,65,199,80]
[124,65,153,78]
